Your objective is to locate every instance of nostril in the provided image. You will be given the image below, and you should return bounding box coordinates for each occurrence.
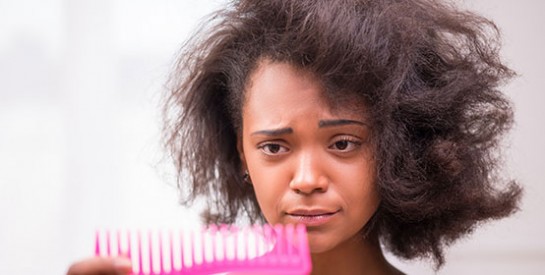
[290,157,329,194]
[292,184,326,195]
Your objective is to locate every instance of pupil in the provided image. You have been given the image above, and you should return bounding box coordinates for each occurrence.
[336,140,348,150]
[268,144,280,153]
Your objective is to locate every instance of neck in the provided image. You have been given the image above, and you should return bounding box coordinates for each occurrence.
[310,231,399,275]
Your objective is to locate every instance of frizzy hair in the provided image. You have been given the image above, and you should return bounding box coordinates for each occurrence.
[163,0,522,268]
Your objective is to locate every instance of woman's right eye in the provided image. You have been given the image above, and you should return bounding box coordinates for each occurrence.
[257,143,289,155]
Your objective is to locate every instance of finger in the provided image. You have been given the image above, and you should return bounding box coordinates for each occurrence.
[67,256,132,275]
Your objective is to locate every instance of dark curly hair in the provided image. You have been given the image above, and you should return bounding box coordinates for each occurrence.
[163,0,522,268]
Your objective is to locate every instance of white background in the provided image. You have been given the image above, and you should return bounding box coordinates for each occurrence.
[0,0,543,274]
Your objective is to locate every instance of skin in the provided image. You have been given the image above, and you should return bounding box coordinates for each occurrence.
[66,256,132,275]
[66,59,402,275]
[238,59,401,275]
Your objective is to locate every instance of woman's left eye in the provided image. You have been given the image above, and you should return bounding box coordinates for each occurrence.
[329,138,361,152]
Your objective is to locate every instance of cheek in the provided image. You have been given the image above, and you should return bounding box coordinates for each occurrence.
[245,157,287,222]
[350,183,379,221]
[250,176,284,223]
[339,158,379,218]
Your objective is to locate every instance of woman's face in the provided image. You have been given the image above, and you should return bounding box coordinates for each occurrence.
[238,60,379,253]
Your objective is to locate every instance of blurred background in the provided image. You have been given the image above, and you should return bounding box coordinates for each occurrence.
[0,0,543,274]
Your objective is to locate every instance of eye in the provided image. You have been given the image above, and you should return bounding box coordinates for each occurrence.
[328,137,362,152]
[258,142,289,155]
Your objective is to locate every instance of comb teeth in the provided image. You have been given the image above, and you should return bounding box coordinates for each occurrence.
[95,224,311,275]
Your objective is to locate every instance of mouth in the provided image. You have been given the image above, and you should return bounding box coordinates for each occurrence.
[286,209,341,227]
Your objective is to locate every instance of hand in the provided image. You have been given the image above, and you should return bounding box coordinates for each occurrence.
[66,256,132,275]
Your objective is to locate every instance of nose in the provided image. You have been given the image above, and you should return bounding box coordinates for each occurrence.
[289,151,329,195]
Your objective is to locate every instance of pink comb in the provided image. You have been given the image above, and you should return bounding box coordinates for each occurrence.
[95,223,311,274]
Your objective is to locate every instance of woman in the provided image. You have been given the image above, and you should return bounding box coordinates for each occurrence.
[68,0,521,274]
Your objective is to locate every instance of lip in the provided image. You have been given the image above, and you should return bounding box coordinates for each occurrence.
[285,209,340,227]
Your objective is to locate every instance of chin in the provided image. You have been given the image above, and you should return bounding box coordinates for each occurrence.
[306,234,338,254]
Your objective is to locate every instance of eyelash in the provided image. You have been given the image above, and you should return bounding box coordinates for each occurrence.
[328,136,362,152]
[257,142,289,156]
[257,136,362,156]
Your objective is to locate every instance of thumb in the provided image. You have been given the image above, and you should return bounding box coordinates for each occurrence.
[67,256,132,275]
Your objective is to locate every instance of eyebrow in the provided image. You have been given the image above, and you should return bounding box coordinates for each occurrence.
[251,127,294,136]
[251,119,367,136]
[318,119,368,128]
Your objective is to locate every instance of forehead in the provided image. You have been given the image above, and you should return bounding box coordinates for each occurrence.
[243,59,366,119]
